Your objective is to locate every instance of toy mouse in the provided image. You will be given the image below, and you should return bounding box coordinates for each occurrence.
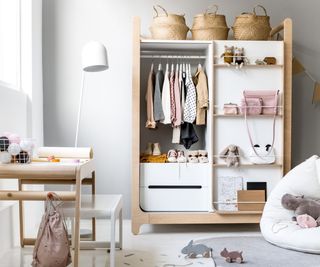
[220,248,244,263]
[219,145,240,167]
[281,193,320,226]
[181,240,212,258]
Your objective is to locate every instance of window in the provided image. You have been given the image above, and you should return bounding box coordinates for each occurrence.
[0,0,20,90]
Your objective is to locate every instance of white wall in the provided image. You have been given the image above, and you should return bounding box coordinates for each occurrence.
[42,0,320,218]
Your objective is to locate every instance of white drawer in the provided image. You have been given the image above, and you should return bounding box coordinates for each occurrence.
[140,163,210,186]
[140,186,209,212]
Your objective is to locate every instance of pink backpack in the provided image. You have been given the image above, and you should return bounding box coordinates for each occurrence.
[32,193,72,267]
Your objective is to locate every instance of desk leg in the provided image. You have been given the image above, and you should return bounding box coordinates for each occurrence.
[74,171,81,267]
[18,180,25,248]
[91,171,96,241]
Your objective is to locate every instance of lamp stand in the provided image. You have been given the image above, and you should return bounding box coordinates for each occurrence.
[75,71,86,147]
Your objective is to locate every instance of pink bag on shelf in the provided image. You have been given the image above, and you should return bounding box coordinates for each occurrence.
[240,90,279,115]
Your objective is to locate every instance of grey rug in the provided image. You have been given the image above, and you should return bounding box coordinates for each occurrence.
[198,236,320,267]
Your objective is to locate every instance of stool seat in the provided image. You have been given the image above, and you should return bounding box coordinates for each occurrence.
[62,194,123,267]
[62,194,122,219]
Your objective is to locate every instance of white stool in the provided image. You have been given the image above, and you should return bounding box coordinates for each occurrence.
[62,194,123,267]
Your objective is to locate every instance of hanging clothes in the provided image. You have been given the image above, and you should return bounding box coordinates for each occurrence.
[145,63,156,129]
[195,64,209,125]
[169,63,176,125]
[153,63,165,122]
[172,63,182,144]
[173,63,181,126]
[161,63,171,124]
[180,63,186,122]
[183,64,197,124]
[180,122,199,149]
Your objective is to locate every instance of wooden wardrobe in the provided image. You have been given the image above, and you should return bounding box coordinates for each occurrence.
[132,17,292,234]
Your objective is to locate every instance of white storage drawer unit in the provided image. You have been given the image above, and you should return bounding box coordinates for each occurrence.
[140,163,211,212]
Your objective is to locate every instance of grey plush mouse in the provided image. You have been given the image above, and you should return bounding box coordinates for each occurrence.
[181,240,212,258]
[281,193,320,225]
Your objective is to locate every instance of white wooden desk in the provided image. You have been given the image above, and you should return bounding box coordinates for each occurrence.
[0,160,95,267]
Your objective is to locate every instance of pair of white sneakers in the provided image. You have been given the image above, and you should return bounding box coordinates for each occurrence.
[187,150,209,163]
[167,150,187,163]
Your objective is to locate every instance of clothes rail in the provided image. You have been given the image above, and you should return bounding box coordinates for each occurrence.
[140,55,207,59]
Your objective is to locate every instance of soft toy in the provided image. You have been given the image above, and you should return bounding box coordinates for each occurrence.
[233,47,247,69]
[296,214,318,228]
[281,193,320,226]
[220,248,244,263]
[219,145,240,167]
[220,45,234,65]
[181,240,212,258]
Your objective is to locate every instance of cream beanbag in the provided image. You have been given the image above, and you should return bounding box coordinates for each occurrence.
[260,155,320,253]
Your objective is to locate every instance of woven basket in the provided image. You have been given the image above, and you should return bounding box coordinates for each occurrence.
[232,5,271,40]
[191,5,229,40]
[150,5,189,40]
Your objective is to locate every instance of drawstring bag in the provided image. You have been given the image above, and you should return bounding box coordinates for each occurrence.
[32,192,72,267]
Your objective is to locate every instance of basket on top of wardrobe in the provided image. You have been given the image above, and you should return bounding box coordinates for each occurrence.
[232,5,272,40]
[149,5,189,40]
[191,5,229,40]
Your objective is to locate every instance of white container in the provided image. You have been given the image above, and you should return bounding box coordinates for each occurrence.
[139,163,210,211]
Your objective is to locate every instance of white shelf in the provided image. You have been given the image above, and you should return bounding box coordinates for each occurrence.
[213,114,283,118]
[214,64,283,68]
[213,163,282,168]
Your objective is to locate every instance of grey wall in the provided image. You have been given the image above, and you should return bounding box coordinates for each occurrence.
[43,0,320,218]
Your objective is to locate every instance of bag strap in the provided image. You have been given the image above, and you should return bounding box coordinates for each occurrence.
[243,91,277,160]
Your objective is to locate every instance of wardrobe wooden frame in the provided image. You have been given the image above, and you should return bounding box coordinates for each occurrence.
[132,17,292,234]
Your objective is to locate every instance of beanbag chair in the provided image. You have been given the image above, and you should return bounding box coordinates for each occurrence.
[260,155,320,253]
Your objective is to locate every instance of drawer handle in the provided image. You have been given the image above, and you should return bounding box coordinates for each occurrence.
[148,185,202,189]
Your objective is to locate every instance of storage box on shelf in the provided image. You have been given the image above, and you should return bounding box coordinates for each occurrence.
[132,17,292,234]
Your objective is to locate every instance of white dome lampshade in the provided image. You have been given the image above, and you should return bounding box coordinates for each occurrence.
[81,41,109,72]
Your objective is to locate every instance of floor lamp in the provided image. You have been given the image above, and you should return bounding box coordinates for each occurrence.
[75,41,109,147]
[72,41,108,238]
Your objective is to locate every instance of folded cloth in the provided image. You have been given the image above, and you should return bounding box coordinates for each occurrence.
[140,154,167,163]
[180,123,199,149]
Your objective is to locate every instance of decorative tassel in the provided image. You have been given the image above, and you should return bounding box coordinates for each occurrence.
[312,82,320,104]
[292,58,305,75]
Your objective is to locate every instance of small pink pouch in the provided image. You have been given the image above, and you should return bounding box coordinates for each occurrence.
[223,103,238,115]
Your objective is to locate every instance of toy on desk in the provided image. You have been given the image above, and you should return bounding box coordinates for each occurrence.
[0,136,10,151]
[220,248,244,263]
[0,132,34,164]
